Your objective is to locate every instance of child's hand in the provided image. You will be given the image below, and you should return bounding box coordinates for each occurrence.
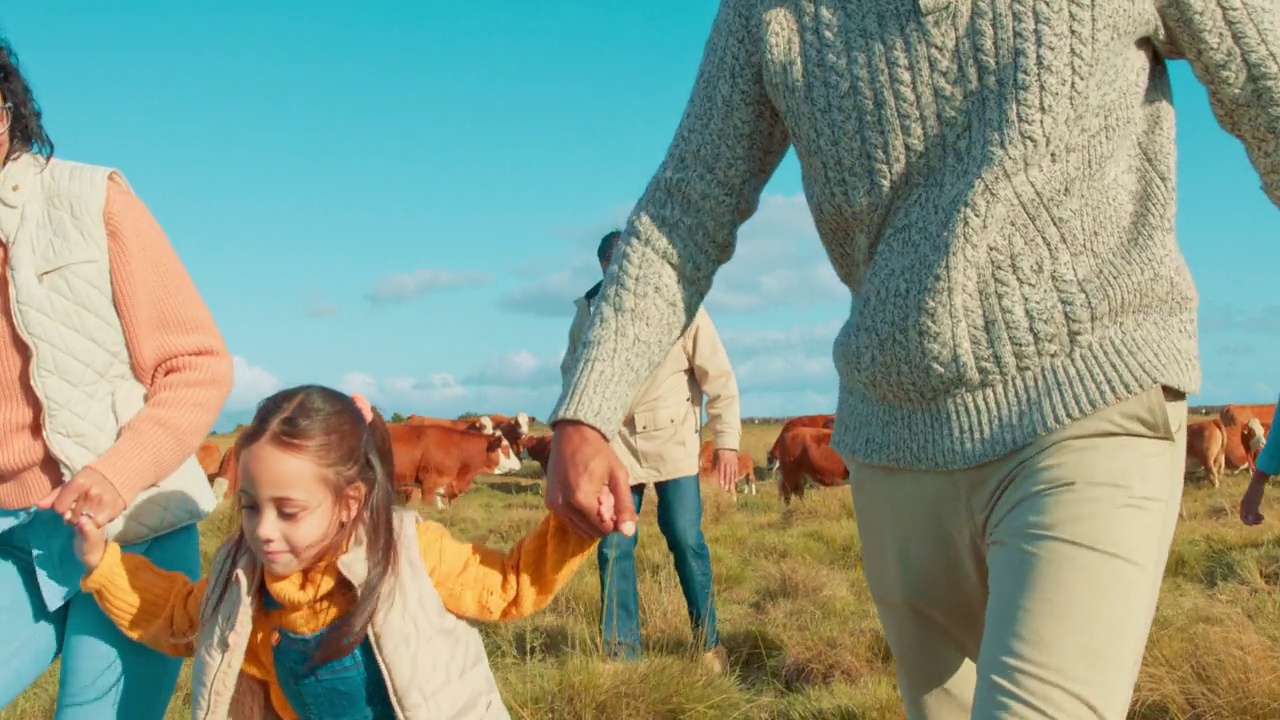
[597,486,616,527]
[71,513,108,570]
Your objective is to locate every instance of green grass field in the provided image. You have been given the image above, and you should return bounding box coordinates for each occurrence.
[5,419,1280,719]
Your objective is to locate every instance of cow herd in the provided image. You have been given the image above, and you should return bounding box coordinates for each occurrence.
[192,409,864,509]
[193,403,1272,513]
[1185,403,1275,488]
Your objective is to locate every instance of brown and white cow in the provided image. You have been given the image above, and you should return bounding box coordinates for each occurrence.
[697,439,757,501]
[771,427,849,505]
[387,424,523,509]
[211,443,241,501]
[404,414,495,435]
[522,434,553,476]
[1220,403,1277,428]
[487,412,531,453]
[1219,417,1268,475]
[1185,418,1227,488]
[1241,418,1271,473]
[765,414,836,471]
[197,440,223,478]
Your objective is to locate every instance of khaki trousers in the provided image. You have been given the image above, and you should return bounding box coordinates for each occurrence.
[849,386,1186,719]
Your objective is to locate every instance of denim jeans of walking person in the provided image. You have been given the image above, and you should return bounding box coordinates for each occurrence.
[598,474,718,660]
[0,507,201,719]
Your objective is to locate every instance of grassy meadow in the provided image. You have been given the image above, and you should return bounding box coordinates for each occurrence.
[6,416,1280,719]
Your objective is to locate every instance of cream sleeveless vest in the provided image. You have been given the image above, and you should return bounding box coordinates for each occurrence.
[191,508,510,719]
[0,152,215,545]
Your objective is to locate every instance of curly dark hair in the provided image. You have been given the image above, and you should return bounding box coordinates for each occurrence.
[0,36,53,161]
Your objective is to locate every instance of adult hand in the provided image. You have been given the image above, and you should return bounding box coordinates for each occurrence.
[36,467,126,529]
[1241,470,1268,526]
[546,421,637,539]
[715,449,739,495]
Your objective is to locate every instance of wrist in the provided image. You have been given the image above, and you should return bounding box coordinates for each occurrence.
[552,419,608,441]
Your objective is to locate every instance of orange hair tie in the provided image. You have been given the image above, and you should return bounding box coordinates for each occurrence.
[350,393,373,424]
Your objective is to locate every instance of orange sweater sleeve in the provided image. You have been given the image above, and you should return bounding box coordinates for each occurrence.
[417,513,597,621]
[87,175,234,504]
[80,541,207,657]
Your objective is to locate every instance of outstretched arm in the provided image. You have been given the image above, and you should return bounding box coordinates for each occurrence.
[551,0,790,439]
[80,541,207,658]
[417,513,597,621]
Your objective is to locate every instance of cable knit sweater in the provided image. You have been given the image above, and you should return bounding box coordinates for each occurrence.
[552,0,1280,470]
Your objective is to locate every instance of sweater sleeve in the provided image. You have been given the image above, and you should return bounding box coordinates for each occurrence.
[549,0,790,438]
[1254,398,1280,477]
[1155,0,1280,205]
[87,175,235,504]
[80,541,207,658]
[686,308,741,451]
[416,513,597,621]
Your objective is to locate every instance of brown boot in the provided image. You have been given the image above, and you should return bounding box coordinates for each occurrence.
[701,645,728,675]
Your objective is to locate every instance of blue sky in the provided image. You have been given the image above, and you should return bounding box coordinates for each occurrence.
[4,4,1278,431]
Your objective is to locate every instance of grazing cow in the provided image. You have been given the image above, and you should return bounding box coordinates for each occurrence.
[697,440,757,501]
[766,414,836,470]
[1242,418,1271,473]
[522,434,553,475]
[405,414,495,435]
[387,424,523,509]
[1185,418,1227,488]
[771,427,849,504]
[1223,422,1252,474]
[197,440,223,478]
[1220,403,1277,428]
[212,444,241,500]
[488,412,531,452]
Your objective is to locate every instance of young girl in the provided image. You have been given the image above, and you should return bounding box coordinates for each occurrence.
[68,385,602,720]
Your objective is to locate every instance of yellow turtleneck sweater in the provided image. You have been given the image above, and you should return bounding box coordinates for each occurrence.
[80,513,595,720]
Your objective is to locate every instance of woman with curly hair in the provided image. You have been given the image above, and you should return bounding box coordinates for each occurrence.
[0,35,233,719]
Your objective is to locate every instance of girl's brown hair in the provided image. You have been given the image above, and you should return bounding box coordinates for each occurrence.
[204,384,399,664]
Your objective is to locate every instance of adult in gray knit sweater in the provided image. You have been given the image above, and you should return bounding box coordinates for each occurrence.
[544,2,1280,719]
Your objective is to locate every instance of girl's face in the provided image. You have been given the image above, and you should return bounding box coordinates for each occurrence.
[237,442,361,576]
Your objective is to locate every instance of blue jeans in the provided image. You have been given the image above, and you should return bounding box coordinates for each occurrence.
[0,506,201,719]
[597,474,718,660]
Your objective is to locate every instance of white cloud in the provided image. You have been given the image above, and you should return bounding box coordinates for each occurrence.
[497,262,597,317]
[305,296,339,317]
[365,269,493,304]
[226,356,282,412]
[337,349,565,420]
[465,349,564,388]
[500,192,848,318]
[702,193,848,313]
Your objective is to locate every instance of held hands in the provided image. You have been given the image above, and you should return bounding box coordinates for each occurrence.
[37,467,121,570]
[546,421,637,539]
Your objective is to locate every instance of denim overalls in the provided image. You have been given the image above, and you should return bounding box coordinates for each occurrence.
[262,590,396,719]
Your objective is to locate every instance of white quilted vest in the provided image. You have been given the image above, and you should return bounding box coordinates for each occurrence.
[192,508,511,720]
[0,152,215,545]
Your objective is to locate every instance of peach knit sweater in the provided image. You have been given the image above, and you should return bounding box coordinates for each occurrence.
[0,174,232,509]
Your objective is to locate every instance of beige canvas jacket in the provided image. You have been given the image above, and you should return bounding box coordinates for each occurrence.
[561,281,740,484]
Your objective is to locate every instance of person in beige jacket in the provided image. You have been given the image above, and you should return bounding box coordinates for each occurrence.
[560,230,741,673]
